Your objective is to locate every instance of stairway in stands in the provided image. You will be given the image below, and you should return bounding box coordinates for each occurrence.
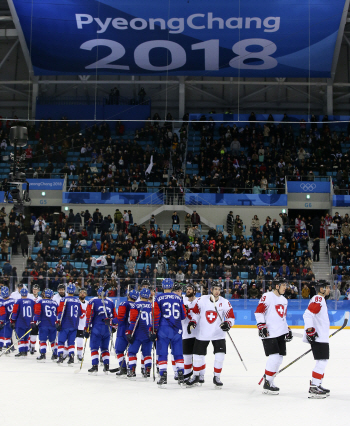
[311,238,331,282]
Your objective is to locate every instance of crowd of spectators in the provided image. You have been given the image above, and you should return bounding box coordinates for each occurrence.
[185,112,350,193]
[13,208,334,300]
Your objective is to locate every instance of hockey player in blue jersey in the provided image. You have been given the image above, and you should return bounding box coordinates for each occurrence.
[10,287,35,358]
[56,283,82,366]
[33,289,58,362]
[110,289,139,377]
[126,288,153,380]
[0,287,14,353]
[84,286,117,375]
[151,278,187,387]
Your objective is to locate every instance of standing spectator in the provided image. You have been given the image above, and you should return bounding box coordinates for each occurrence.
[149,214,156,229]
[191,210,200,226]
[172,211,180,225]
[93,208,102,232]
[184,213,191,231]
[301,284,310,299]
[329,284,340,300]
[226,211,234,234]
[312,237,320,262]
[123,210,129,230]
[1,238,9,260]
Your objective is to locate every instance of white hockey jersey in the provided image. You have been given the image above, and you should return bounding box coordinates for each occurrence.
[303,295,330,343]
[53,293,65,306]
[254,292,289,338]
[182,295,198,340]
[190,295,235,341]
[10,291,21,301]
[28,294,42,303]
[78,300,88,330]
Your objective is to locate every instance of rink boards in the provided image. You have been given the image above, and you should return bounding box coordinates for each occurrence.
[90,297,349,327]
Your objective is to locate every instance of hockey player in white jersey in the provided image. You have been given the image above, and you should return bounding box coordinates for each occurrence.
[10,283,25,301]
[76,288,88,362]
[186,282,235,388]
[182,282,198,382]
[28,284,42,354]
[254,278,293,395]
[303,281,331,399]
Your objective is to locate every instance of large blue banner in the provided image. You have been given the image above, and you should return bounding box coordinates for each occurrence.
[287,181,330,193]
[333,195,350,206]
[27,179,64,190]
[63,192,163,204]
[185,193,287,206]
[11,0,346,77]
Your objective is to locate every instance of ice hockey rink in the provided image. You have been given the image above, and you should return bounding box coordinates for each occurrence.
[0,328,348,426]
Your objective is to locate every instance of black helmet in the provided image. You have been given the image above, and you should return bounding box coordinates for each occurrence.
[173,282,182,292]
[141,280,151,288]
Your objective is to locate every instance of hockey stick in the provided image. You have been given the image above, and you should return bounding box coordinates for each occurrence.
[258,311,349,385]
[0,328,33,357]
[101,284,116,358]
[74,302,94,374]
[152,295,156,382]
[124,305,143,356]
[210,295,248,371]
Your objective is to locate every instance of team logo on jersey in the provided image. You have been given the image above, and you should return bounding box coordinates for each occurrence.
[275,304,285,318]
[205,310,218,324]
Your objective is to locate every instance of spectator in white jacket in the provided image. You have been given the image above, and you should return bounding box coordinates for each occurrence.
[34,217,46,233]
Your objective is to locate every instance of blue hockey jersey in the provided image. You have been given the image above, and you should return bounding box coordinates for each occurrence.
[153,293,186,332]
[128,301,152,341]
[2,298,14,324]
[11,298,35,329]
[57,296,82,329]
[34,299,58,328]
[112,300,135,337]
[85,297,117,329]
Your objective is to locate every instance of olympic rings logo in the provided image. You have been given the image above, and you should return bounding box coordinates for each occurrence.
[300,183,316,192]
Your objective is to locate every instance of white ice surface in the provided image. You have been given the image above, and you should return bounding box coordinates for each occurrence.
[0,329,348,426]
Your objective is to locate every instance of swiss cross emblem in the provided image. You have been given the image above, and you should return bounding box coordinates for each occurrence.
[275,304,285,318]
[206,310,218,324]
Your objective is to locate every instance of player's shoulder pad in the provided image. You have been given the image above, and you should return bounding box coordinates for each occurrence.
[106,297,114,303]
[89,297,98,304]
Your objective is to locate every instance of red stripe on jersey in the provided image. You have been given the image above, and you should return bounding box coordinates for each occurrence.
[79,309,86,319]
[101,351,109,357]
[255,303,267,314]
[175,359,184,363]
[0,306,5,316]
[308,302,322,314]
[11,303,19,318]
[91,350,99,356]
[68,345,74,350]
[153,302,161,328]
[193,365,206,371]
[158,361,167,365]
[214,367,222,373]
[117,353,124,359]
[265,370,275,377]
[172,360,175,365]
[129,356,137,361]
[312,371,324,380]
[77,347,83,350]
[117,305,127,321]
[86,304,93,324]
[129,308,138,324]
[144,356,152,361]
[57,301,65,315]
[34,303,41,316]
[184,364,192,369]
[225,307,235,320]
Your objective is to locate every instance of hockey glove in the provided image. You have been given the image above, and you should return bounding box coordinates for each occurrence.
[55,321,62,331]
[220,321,231,332]
[149,328,157,342]
[83,328,90,339]
[104,318,111,326]
[30,321,38,334]
[187,321,197,335]
[285,328,293,342]
[0,321,4,330]
[10,321,15,330]
[125,330,134,344]
[257,323,269,338]
[306,327,318,343]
